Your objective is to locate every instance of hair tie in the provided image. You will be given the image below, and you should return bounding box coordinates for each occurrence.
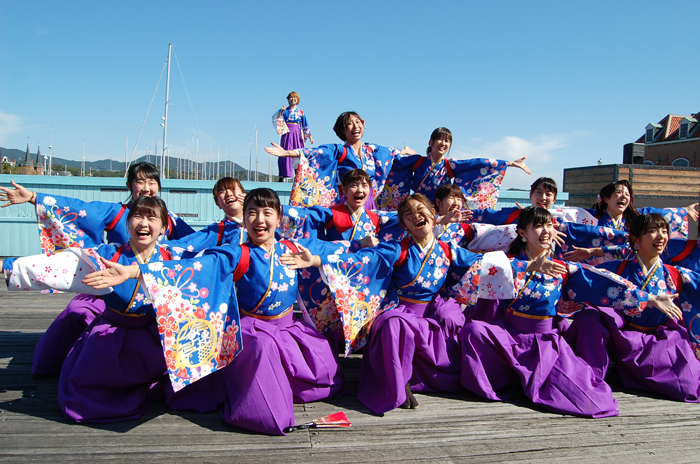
[597,194,602,204]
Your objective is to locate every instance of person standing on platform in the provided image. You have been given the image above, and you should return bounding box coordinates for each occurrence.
[273,91,314,180]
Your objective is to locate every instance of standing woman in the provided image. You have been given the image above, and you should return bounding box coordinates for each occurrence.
[265,111,416,209]
[0,162,194,375]
[273,91,314,179]
[383,127,530,210]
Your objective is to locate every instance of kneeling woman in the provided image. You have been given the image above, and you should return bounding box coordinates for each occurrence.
[4,195,174,422]
[459,207,675,418]
[102,188,347,435]
[594,213,700,401]
[308,194,559,414]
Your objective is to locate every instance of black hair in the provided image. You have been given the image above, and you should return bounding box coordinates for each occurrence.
[427,127,453,155]
[593,179,638,228]
[243,188,282,216]
[127,195,169,227]
[628,213,669,248]
[126,162,161,196]
[341,169,371,187]
[507,206,553,256]
[530,177,558,197]
[434,184,465,208]
[333,111,363,141]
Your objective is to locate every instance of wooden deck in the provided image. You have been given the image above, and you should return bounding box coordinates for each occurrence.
[2,281,700,463]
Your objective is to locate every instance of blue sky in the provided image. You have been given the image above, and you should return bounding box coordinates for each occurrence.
[1,1,697,191]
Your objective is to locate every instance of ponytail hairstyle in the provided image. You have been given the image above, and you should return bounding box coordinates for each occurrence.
[426,127,453,156]
[507,206,553,256]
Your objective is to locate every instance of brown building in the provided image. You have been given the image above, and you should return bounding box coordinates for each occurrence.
[563,164,700,237]
[623,112,700,167]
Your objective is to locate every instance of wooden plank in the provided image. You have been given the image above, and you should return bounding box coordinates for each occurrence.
[3,283,700,462]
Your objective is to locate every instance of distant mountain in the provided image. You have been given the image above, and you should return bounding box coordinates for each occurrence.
[0,146,256,176]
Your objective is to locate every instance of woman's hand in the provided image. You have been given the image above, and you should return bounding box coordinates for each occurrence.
[264,142,296,158]
[401,146,417,156]
[562,246,599,262]
[526,254,567,277]
[647,293,682,321]
[685,203,699,222]
[507,156,531,175]
[358,235,379,248]
[0,180,35,207]
[83,258,139,289]
[308,135,315,145]
[279,244,321,269]
[552,229,566,248]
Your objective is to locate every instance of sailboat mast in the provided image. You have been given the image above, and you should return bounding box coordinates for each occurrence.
[48,126,53,176]
[161,43,172,179]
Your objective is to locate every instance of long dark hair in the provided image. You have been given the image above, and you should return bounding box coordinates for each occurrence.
[507,206,553,256]
[593,180,638,228]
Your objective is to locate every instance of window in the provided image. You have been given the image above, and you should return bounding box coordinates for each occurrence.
[646,128,654,143]
[672,158,689,167]
[680,123,688,139]
[643,160,655,166]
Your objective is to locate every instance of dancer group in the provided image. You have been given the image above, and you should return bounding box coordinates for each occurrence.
[2,106,700,435]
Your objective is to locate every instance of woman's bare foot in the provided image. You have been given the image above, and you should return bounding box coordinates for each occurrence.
[399,382,419,409]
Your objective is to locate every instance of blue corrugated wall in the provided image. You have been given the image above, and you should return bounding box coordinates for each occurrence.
[0,174,566,257]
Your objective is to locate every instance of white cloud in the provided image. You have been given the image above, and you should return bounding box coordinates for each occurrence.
[452,134,570,163]
[449,134,577,191]
[0,111,24,144]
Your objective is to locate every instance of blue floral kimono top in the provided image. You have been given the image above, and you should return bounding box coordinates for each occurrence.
[598,255,700,338]
[34,193,194,254]
[381,155,508,211]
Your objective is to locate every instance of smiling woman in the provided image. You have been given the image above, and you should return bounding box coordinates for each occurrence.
[573,213,700,403]
[2,195,175,423]
[265,111,416,209]
[381,127,530,211]
[0,162,195,377]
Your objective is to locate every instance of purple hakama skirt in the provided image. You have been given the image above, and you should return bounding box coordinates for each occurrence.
[592,306,700,402]
[32,293,106,376]
[168,311,345,435]
[357,295,465,415]
[58,308,168,423]
[279,123,304,178]
[563,306,611,381]
[460,310,619,418]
